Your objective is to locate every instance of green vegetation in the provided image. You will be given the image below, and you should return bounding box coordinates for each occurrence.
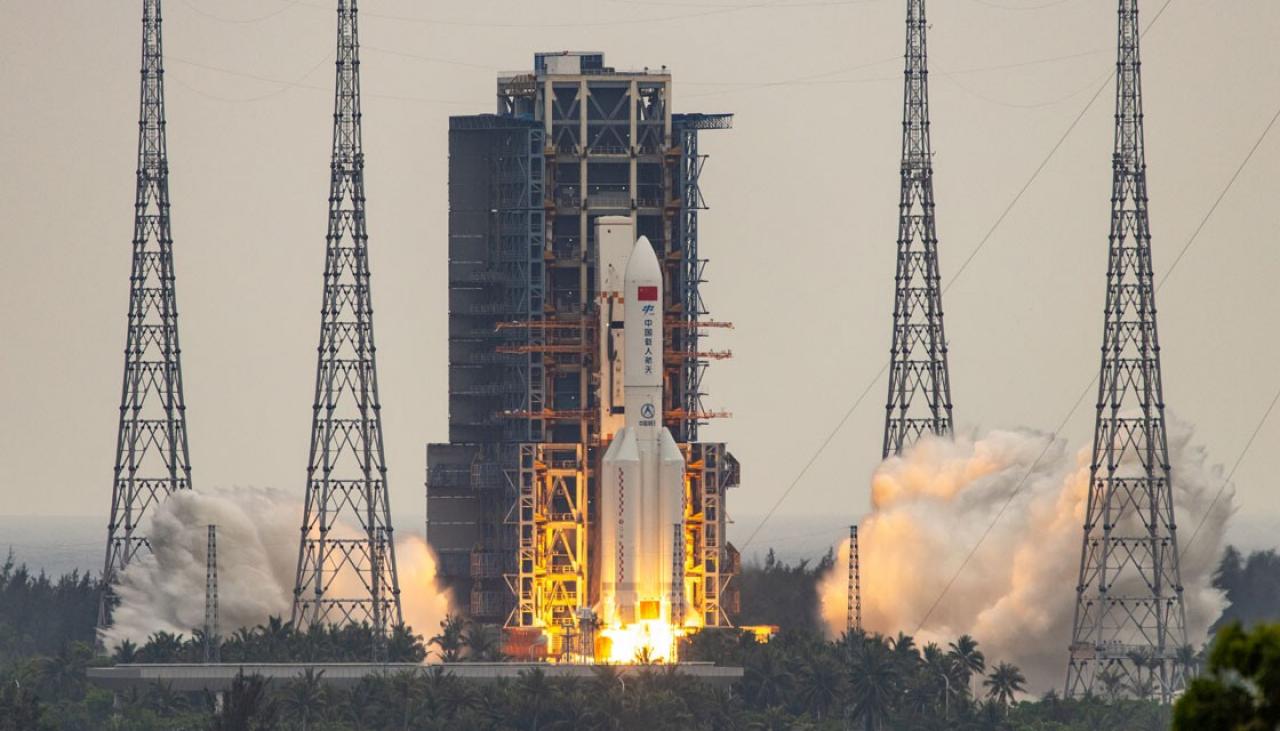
[1212,546,1280,631]
[1172,621,1280,730]
[735,548,834,633]
[1,547,1278,729]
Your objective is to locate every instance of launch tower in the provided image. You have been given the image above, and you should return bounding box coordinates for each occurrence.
[882,0,955,458]
[1065,0,1188,702]
[99,0,194,631]
[427,53,740,651]
[291,0,403,653]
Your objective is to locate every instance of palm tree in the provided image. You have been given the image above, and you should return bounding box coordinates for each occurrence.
[983,661,1026,711]
[145,679,186,715]
[740,648,793,709]
[279,668,327,731]
[429,614,466,662]
[946,634,985,697]
[890,632,919,664]
[211,671,277,731]
[462,622,503,661]
[386,624,427,663]
[1175,643,1199,682]
[796,654,843,719]
[848,637,899,731]
[140,631,185,663]
[112,639,138,664]
[514,667,556,730]
[336,678,381,731]
[256,616,294,660]
[387,668,425,731]
[37,641,91,699]
[1098,667,1125,703]
[920,642,957,717]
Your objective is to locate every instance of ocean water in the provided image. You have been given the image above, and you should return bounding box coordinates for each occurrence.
[0,515,103,578]
[1,511,1272,580]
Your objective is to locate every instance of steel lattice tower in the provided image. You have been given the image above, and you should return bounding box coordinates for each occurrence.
[847,525,861,633]
[98,0,193,631]
[1066,0,1187,703]
[292,0,403,650]
[204,525,220,663]
[882,0,954,459]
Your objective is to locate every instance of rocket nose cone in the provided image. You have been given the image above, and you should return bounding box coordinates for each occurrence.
[625,236,662,281]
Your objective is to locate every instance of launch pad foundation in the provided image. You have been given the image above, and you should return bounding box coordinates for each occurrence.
[87,662,744,693]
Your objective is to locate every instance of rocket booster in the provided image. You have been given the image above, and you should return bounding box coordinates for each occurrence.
[597,235,685,627]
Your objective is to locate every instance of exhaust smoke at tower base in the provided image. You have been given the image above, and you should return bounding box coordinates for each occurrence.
[818,418,1233,693]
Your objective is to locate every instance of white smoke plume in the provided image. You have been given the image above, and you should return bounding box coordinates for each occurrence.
[818,416,1234,694]
[104,486,452,650]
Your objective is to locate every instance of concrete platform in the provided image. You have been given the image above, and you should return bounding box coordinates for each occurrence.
[86,662,744,693]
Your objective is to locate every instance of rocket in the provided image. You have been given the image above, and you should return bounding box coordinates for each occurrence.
[596,234,685,628]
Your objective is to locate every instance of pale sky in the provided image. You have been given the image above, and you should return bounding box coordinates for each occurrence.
[1,0,1278,560]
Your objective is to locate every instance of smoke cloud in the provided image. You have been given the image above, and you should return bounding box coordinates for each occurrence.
[818,417,1234,694]
[104,486,452,650]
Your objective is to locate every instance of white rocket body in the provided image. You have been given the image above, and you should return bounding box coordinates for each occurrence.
[597,235,685,627]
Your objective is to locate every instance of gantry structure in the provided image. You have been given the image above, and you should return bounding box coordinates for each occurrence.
[427,53,741,651]
[292,0,402,655]
[1066,0,1188,703]
[882,0,954,459]
[99,0,193,632]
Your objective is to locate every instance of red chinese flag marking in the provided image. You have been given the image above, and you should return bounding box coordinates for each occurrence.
[638,285,658,301]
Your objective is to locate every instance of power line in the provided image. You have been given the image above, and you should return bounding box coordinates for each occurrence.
[739,363,887,550]
[1180,386,1280,561]
[737,0,1209,560]
[912,89,1280,632]
[292,0,878,30]
[179,0,303,25]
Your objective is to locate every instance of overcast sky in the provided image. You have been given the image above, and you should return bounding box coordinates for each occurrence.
[1,0,1277,559]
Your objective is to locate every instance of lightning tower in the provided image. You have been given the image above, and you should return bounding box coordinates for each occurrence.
[882,0,954,459]
[292,0,403,652]
[847,525,861,633]
[204,525,220,663]
[1066,0,1187,702]
[99,0,193,631]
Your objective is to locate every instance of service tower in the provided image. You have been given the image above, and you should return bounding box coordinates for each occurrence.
[427,53,740,657]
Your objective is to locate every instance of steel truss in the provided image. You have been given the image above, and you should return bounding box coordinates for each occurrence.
[1066,0,1188,703]
[506,443,589,656]
[292,0,402,655]
[685,442,739,627]
[883,0,954,459]
[99,0,194,632]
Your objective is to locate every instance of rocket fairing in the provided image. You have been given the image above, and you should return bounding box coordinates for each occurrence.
[597,235,686,628]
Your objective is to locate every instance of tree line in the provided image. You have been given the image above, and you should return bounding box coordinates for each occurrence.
[2,546,1279,729]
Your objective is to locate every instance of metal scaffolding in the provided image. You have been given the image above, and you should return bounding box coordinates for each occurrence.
[685,443,740,627]
[1066,0,1188,703]
[507,443,589,643]
[427,54,739,643]
[99,0,194,633]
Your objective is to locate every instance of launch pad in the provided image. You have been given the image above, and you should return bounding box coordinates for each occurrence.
[426,55,743,665]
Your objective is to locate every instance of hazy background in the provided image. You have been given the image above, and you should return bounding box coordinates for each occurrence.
[1,0,1277,573]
